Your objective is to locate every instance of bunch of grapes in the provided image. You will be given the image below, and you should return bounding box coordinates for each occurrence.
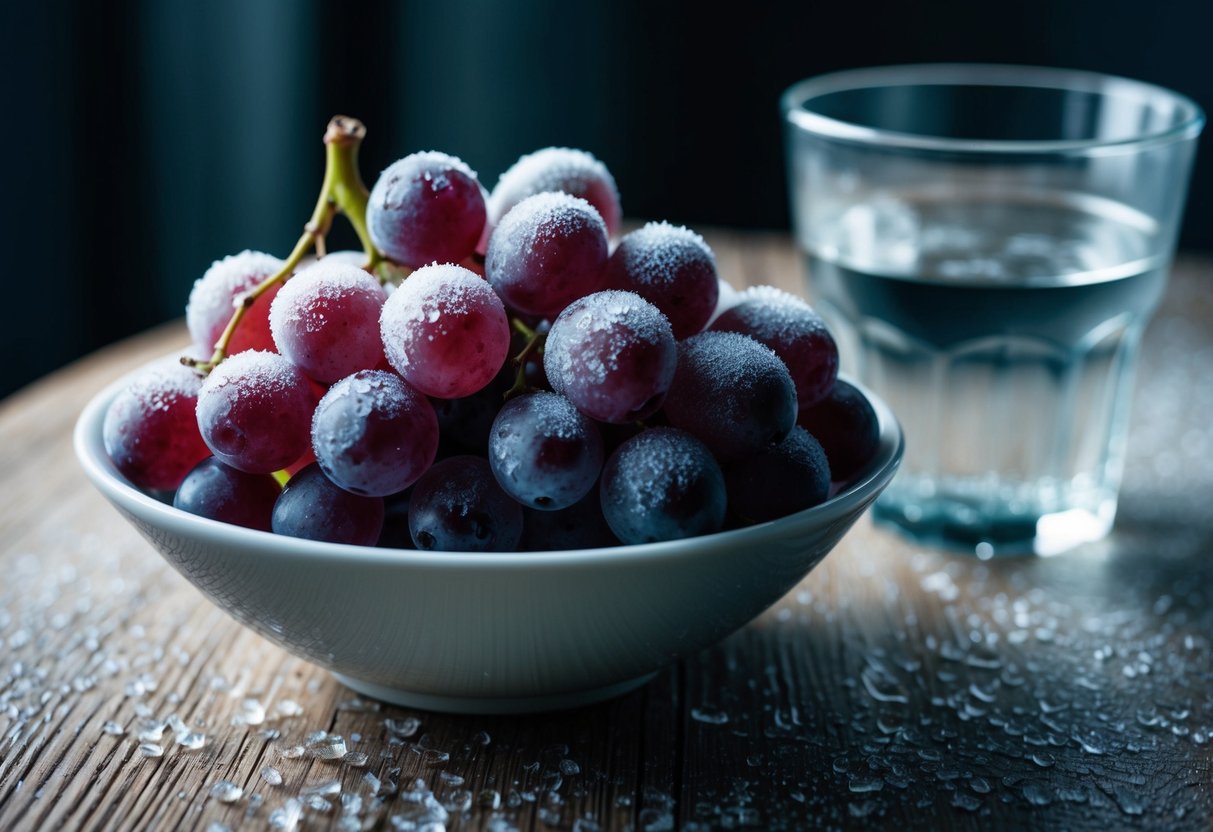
[103,118,879,552]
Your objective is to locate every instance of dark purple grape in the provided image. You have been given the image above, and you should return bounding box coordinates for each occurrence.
[408,456,523,552]
[543,290,677,424]
[519,485,620,551]
[711,286,839,409]
[312,370,438,496]
[663,331,797,461]
[173,457,280,531]
[367,152,486,267]
[431,359,513,454]
[600,427,726,544]
[377,488,415,549]
[272,463,384,546]
[724,426,831,523]
[488,392,603,510]
[195,350,316,474]
[485,192,609,318]
[797,379,880,482]
[603,222,718,339]
[103,358,210,491]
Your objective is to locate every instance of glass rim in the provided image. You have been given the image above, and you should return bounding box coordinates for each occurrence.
[782,63,1205,156]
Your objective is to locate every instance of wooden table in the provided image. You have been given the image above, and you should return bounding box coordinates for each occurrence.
[2,234,1211,831]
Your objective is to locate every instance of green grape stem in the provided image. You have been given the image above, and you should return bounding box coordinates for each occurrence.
[183,115,382,375]
[505,320,546,400]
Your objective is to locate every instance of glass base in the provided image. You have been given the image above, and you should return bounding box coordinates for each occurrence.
[872,491,1116,557]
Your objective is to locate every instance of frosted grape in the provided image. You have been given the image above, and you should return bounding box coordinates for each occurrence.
[367,151,486,267]
[269,259,387,383]
[103,358,210,491]
[543,290,677,424]
[663,331,797,461]
[603,222,719,339]
[485,192,609,319]
[195,350,316,474]
[600,428,726,545]
[311,370,438,497]
[186,250,283,356]
[379,264,511,399]
[711,286,839,409]
[488,392,603,510]
[487,147,622,241]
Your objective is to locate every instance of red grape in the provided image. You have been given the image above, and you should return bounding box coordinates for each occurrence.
[487,147,622,241]
[379,263,511,399]
[269,259,387,383]
[103,358,211,491]
[797,379,880,482]
[367,151,486,267]
[173,456,280,531]
[485,192,609,319]
[408,456,523,552]
[195,350,316,473]
[185,251,283,356]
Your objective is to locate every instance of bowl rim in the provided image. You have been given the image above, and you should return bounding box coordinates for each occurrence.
[74,353,903,570]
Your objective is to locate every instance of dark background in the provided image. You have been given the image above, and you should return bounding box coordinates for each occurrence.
[3,0,1211,399]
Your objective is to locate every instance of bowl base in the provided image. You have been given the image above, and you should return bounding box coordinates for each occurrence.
[331,671,658,715]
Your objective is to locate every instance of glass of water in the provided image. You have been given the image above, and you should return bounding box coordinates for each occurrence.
[782,65,1203,556]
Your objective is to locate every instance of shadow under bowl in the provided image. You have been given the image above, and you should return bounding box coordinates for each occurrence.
[74,364,903,714]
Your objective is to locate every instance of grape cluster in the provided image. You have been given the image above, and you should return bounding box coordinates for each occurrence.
[103,131,879,552]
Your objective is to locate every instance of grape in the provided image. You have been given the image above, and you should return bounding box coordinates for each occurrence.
[543,290,677,423]
[663,331,797,461]
[797,379,880,482]
[367,151,486,267]
[311,370,438,496]
[269,259,387,383]
[488,392,603,510]
[196,350,315,473]
[173,457,280,531]
[711,286,839,409]
[600,427,726,544]
[377,488,415,549]
[431,359,514,454]
[272,463,384,546]
[103,358,210,491]
[603,222,719,339]
[485,192,609,319]
[380,263,511,399]
[408,456,523,552]
[724,426,830,523]
[185,251,283,356]
[487,147,622,241]
[518,485,620,551]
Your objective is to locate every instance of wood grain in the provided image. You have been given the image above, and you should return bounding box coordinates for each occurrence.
[1,238,1211,831]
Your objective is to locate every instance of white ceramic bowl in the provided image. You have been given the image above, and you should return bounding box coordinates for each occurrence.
[75,362,903,714]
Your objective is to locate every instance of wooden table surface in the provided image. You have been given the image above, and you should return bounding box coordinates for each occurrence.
[2,233,1211,831]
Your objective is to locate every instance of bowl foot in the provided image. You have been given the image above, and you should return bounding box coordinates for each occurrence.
[330,671,658,715]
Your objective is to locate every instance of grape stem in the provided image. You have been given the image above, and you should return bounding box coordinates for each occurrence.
[184,115,382,374]
[504,320,546,400]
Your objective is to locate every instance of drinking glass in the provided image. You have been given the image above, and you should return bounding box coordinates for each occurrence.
[782,64,1203,556]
